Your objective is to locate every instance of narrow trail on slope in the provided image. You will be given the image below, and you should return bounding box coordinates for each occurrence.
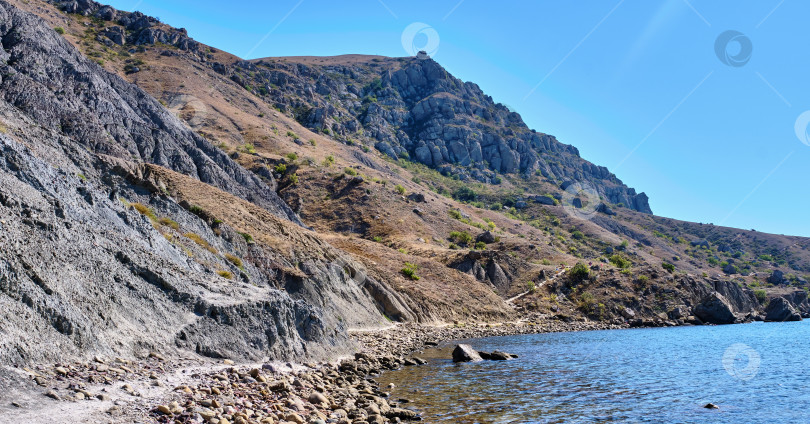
[505,267,570,306]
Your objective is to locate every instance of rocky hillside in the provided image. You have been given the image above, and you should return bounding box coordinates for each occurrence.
[236,55,653,214]
[0,0,403,365]
[38,0,653,214]
[2,0,810,375]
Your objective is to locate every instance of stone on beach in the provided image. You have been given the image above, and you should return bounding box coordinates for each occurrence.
[452,344,483,362]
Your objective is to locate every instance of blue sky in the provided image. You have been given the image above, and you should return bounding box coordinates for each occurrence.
[105,0,810,236]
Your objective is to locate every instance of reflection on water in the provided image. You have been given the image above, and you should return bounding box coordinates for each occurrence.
[376,321,810,423]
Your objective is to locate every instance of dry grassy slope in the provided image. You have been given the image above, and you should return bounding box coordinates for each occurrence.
[19,0,810,323]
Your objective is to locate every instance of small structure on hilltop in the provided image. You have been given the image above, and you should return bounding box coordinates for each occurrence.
[416,50,429,59]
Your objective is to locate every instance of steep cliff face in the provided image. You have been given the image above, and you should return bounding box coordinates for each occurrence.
[0,0,395,365]
[2,1,300,224]
[229,56,652,214]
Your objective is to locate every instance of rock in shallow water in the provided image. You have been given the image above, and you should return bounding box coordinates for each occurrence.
[452,344,482,362]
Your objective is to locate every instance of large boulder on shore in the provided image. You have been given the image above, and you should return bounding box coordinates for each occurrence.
[452,344,482,362]
[764,297,802,322]
[692,293,736,324]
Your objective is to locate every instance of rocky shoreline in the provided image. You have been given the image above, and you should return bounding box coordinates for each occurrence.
[7,318,622,424]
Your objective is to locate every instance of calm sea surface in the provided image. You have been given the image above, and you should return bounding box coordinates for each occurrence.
[376,320,810,423]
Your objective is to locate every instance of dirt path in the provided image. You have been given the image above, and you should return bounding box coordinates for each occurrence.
[506,267,569,305]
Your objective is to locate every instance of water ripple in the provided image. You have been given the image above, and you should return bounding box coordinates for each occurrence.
[377,321,810,423]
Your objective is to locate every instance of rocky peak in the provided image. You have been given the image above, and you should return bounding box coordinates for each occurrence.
[47,0,202,53]
[223,56,653,213]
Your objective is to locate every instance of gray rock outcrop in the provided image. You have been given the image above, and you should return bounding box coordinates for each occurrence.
[0,1,394,366]
[764,297,802,322]
[227,56,652,213]
[693,293,737,324]
[452,344,482,362]
[767,270,786,285]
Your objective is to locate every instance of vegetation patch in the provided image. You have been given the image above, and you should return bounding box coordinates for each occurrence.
[401,262,420,280]
[449,230,473,246]
[184,232,216,254]
[225,253,243,268]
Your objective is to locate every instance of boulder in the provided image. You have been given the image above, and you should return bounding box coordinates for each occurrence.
[767,270,786,285]
[451,344,482,362]
[620,307,636,319]
[533,195,556,205]
[692,293,736,324]
[596,203,616,216]
[476,231,496,244]
[478,350,516,360]
[407,192,426,203]
[489,350,515,360]
[764,297,802,322]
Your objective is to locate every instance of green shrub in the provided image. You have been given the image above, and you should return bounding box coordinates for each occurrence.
[662,262,675,273]
[309,139,317,146]
[448,209,462,220]
[274,164,287,174]
[609,254,631,269]
[754,289,767,304]
[449,231,473,246]
[453,187,476,202]
[395,184,406,195]
[372,236,382,242]
[490,202,503,211]
[286,152,298,161]
[401,262,420,280]
[238,232,254,244]
[242,143,256,154]
[323,155,335,167]
[217,270,233,280]
[54,27,65,35]
[527,281,536,292]
[344,167,358,176]
[188,205,205,217]
[475,241,486,250]
[571,230,585,240]
[569,262,590,280]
